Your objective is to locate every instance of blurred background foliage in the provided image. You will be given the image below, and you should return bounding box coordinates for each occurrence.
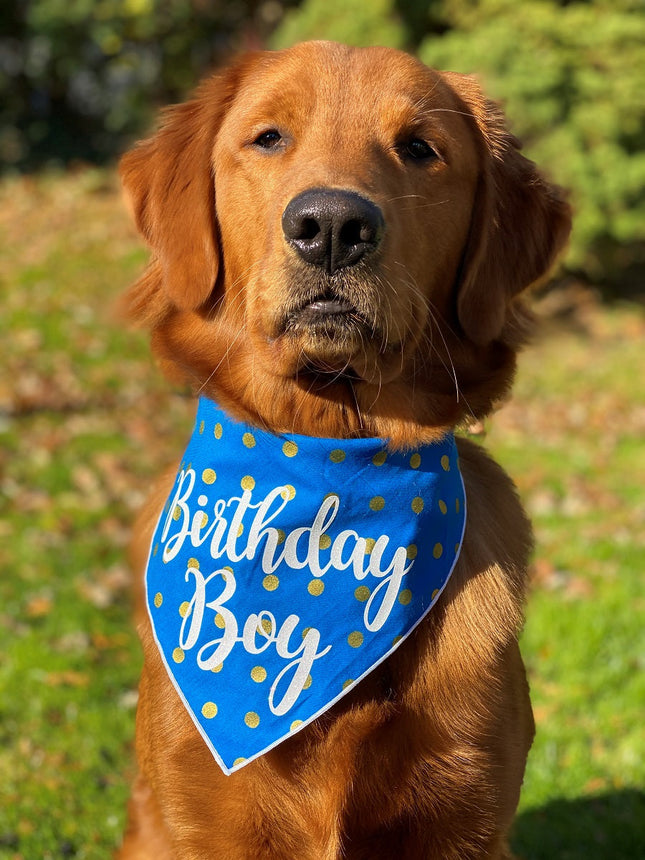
[1,0,644,289]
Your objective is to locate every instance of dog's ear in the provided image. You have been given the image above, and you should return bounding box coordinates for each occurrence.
[443,73,572,346]
[119,59,253,312]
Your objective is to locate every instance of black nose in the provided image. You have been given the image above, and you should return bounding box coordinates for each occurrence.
[282,188,384,274]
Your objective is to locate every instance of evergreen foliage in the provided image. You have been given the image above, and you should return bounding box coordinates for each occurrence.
[273,0,407,50]
[419,0,645,287]
[0,0,288,169]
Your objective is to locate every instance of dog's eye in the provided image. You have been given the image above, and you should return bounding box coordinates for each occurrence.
[253,129,283,150]
[403,138,439,162]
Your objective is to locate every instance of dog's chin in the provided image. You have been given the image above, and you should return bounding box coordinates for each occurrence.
[264,299,394,384]
[268,333,404,388]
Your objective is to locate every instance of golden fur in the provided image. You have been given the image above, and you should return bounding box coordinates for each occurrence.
[117,41,571,859]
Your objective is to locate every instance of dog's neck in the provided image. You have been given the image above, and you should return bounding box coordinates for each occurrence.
[153,309,518,448]
[196,358,516,451]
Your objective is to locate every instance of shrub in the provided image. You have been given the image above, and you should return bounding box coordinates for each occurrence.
[419,0,645,288]
[0,0,290,169]
[272,0,407,50]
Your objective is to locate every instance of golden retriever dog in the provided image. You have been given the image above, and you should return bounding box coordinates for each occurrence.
[117,41,571,859]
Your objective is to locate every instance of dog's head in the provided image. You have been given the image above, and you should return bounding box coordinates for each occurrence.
[120,41,570,446]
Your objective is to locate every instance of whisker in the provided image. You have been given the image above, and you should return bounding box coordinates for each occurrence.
[419,107,477,120]
[386,194,425,203]
[196,323,246,394]
[381,259,482,421]
[400,199,451,212]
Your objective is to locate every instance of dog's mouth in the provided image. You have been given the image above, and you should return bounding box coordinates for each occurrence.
[275,291,374,376]
[302,297,355,315]
[262,273,404,383]
[283,291,372,335]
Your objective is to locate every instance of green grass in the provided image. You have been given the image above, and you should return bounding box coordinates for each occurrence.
[1,171,643,858]
[486,313,645,856]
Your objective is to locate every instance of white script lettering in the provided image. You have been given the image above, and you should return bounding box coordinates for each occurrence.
[179,565,331,714]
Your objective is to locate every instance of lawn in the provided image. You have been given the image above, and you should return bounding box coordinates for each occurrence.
[1,171,643,859]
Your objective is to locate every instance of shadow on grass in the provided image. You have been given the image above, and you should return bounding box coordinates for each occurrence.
[512,789,645,859]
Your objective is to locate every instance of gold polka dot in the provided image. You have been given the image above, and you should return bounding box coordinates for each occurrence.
[364,538,375,555]
[372,450,387,466]
[348,631,364,648]
[329,449,345,463]
[251,666,267,683]
[215,613,226,629]
[198,512,208,528]
[244,711,260,728]
[233,757,246,766]
[301,626,311,639]
[241,475,255,491]
[172,505,182,521]
[276,528,286,544]
[290,720,303,731]
[319,533,331,550]
[431,588,440,600]
[172,647,185,663]
[152,543,159,557]
[303,674,313,689]
[202,468,216,484]
[441,455,450,471]
[455,498,461,513]
[214,423,223,439]
[392,635,402,646]
[369,495,385,511]
[281,484,296,500]
[407,544,418,560]
[308,579,325,596]
[199,420,205,434]
[410,452,421,469]
[398,589,412,605]
[211,663,223,673]
[354,585,370,602]
[433,543,444,559]
[201,701,217,719]
[263,574,279,592]
[260,617,273,635]
[243,432,256,448]
[237,522,244,537]
[455,542,461,553]
[179,601,190,618]
[153,592,163,608]
[187,557,200,569]
[411,496,424,514]
[439,499,448,515]
[282,440,298,457]
[342,679,354,690]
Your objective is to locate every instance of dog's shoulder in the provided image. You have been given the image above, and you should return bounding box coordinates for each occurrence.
[448,435,533,640]
[456,434,532,559]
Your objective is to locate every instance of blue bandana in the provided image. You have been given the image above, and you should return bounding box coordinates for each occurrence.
[145,397,466,774]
